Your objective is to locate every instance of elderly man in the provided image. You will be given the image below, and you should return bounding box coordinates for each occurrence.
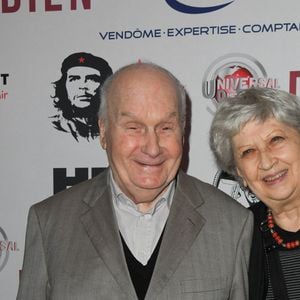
[18,62,253,299]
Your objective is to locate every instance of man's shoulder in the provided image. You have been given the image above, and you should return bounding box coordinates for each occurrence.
[177,172,253,237]
[179,171,249,213]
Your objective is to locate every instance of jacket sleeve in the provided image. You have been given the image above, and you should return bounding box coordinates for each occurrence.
[229,210,254,300]
[17,206,49,300]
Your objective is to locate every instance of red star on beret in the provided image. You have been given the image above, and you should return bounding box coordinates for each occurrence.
[78,57,85,64]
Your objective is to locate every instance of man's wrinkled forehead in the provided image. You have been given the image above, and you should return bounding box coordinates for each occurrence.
[108,66,177,100]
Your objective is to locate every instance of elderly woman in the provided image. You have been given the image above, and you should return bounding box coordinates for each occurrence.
[210,87,300,300]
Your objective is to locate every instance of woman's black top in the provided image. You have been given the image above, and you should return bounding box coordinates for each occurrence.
[249,202,300,300]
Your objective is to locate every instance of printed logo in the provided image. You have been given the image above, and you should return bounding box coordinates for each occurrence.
[202,53,279,106]
[0,227,9,272]
[165,0,234,14]
[1,0,91,13]
[0,73,9,101]
[289,71,300,95]
[53,167,105,194]
[49,52,113,142]
[0,227,19,272]
[213,170,259,208]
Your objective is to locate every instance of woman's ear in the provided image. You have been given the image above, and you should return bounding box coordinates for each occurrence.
[237,168,247,187]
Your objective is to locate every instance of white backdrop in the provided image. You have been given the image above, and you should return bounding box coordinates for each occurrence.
[1,1,300,298]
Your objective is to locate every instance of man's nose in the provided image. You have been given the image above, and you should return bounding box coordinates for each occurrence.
[142,130,161,157]
[79,79,89,89]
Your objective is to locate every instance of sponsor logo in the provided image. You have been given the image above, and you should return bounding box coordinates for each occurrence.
[213,170,259,208]
[1,0,91,13]
[0,73,9,101]
[53,167,105,194]
[0,227,19,272]
[99,22,300,41]
[202,53,279,106]
[289,71,300,96]
[165,0,234,14]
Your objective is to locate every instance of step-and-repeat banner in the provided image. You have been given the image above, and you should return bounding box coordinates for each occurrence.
[1,1,300,298]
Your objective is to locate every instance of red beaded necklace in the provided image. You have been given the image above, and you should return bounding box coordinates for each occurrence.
[267,208,300,249]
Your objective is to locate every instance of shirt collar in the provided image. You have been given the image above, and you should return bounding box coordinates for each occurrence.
[109,169,175,215]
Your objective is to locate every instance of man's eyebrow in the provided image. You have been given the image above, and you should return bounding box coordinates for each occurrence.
[68,74,80,79]
[119,111,178,118]
[119,111,136,118]
[86,74,101,81]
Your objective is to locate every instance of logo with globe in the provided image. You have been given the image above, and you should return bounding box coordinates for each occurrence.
[202,53,279,106]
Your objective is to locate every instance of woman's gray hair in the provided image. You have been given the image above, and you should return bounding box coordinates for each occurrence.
[209,87,300,180]
[98,62,187,132]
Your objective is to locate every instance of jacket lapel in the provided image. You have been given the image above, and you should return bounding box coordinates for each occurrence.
[80,170,137,299]
[146,171,206,300]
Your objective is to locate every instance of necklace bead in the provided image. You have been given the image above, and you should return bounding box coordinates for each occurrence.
[267,208,300,250]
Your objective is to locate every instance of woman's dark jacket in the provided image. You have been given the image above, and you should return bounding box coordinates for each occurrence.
[248,202,268,300]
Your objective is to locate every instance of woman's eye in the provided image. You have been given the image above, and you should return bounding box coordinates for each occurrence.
[241,148,254,158]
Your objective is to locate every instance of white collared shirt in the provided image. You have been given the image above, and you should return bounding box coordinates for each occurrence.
[110,171,175,265]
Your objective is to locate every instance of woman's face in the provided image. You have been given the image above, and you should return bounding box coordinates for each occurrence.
[233,118,300,209]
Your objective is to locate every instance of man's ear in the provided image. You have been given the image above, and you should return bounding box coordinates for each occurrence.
[98,119,107,150]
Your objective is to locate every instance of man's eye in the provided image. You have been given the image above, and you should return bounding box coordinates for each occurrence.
[68,76,79,82]
[271,136,284,144]
[126,124,140,131]
[160,123,174,132]
[87,75,101,83]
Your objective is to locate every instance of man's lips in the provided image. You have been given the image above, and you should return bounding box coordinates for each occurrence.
[135,159,164,167]
[76,94,93,101]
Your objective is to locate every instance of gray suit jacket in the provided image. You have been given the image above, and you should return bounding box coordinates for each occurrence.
[17,169,253,300]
